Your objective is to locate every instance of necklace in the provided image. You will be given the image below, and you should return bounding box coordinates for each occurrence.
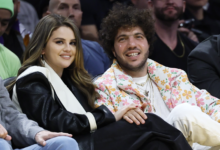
[168,34,185,58]
[134,74,156,112]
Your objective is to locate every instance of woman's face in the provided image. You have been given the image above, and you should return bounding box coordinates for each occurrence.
[42,26,76,76]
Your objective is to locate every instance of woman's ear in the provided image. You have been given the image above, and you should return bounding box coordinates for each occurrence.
[41,49,45,55]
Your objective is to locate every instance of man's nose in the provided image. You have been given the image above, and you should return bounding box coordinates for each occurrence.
[68,8,75,17]
[128,37,137,49]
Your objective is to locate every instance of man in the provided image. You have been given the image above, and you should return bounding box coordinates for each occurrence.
[0,77,79,150]
[183,0,220,42]
[188,35,220,99]
[147,0,197,72]
[0,0,21,79]
[95,5,220,149]
[47,0,111,77]
[0,0,30,60]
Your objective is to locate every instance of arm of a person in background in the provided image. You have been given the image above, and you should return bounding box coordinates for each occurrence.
[15,72,115,136]
[0,78,72,147]
[81,25,99,42]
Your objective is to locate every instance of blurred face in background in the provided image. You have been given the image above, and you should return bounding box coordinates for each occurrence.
[0,9,11,36]
[6,0,20,29]
[151,0,185,21]
[131,0,149,9]
[185,0,208,9]
[48,0,82,28]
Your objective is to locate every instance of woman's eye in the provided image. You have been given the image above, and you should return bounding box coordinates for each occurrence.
[70,41,76,45]
[56,41,63,44]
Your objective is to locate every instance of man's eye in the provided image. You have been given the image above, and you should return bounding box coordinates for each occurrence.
[119,38,125,42]
[1,22,8,27]
[137,36,143,39]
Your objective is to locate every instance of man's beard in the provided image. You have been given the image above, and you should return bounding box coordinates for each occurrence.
[154,5,183,22]
[115,50,149,72]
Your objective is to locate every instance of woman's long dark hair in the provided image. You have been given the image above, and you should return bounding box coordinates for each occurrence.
[7,14,99,108]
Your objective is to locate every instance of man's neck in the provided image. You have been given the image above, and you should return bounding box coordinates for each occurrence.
[187,6,204,20]
[121,62,148,78]
[155,18,178,50]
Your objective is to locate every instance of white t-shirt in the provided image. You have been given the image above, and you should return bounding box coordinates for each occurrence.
[133,75,170,120]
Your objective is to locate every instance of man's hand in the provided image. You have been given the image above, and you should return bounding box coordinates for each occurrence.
[178,20,199,43]
[35,131,72,146]
[0,124,11,141]
[123,103,148,125]
[114,104,137,121]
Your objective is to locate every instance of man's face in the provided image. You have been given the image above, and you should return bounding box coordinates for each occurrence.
[0,9,11,36]
[113,26,149,72]
[185,0,208,9]
[152,0,185,21]
[132,0,149,9]
[49,0,82,28]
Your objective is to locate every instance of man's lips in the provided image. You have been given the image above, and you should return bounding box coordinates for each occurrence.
[126,52,140,57]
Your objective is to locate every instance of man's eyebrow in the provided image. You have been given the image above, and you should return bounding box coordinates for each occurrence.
[134,33,145,36]
[58,3,69,7]
[116,34,127,40]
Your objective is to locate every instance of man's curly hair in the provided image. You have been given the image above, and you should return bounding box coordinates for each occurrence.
[100,4,155,60]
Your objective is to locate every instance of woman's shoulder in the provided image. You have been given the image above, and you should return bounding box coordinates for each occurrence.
[17,66,49,81]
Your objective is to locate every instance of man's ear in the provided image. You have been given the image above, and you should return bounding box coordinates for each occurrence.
[43,11,51,17]
[112,48,116,57]
[148,0,154,10]
[183,1,186,13]
[17,0,20,12]
[131,0,138,5]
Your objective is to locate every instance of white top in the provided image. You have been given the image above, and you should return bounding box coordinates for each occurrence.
[133,75,170,120]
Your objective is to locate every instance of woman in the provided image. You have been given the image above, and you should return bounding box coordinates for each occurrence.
[8,14,192,150]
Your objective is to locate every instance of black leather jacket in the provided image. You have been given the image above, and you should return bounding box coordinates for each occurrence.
[15,71,115,150]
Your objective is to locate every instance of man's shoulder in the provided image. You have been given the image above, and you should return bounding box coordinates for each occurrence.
[94,66,115,85]
[0,44,20,64]
[189,35,220,58]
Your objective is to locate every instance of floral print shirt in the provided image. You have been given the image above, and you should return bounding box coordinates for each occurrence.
[94,59,220,122]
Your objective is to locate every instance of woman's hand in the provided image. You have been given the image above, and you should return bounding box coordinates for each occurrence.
[123,103,148,125]
[114,104,137,121]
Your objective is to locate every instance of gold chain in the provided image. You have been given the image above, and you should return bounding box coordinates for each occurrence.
[169,34,185,58]
[135,75,149,87]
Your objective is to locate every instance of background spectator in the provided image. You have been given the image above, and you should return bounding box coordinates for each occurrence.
[17,0,39,33]
[188,35,220,99]
[183,0,220,42]
[0,0,21,79]
[147,0,197,72]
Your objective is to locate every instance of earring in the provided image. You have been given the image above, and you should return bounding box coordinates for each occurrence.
[41,54,44,60]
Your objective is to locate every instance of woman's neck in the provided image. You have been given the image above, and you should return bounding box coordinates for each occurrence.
[44,60,63,77]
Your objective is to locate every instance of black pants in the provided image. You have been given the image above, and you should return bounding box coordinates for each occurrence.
[77,113,192,150]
